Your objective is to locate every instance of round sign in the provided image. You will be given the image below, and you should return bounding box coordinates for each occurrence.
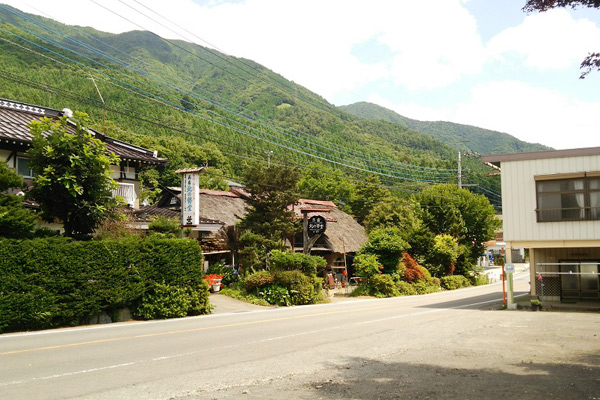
[307,215,327,236]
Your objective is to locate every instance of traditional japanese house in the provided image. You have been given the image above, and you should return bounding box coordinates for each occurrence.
[0,98,166,232]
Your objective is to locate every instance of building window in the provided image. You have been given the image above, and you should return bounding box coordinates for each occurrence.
[112,182,137,207]
[16,156,34,178]
[536,174,600,222]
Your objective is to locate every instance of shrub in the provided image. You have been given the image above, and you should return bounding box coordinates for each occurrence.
[134,282,190,320]
[220,287,270,306]
[186,283,212,315]
[440,275,471,290]
[412,280,441,294]
[0,236,207,333]
[470,273,489,286]
[371,274,399,297]
[401,253,425,283]
[427,234,460,276]
[353,253,383,281]
[268,250,326,276]
[274,270,315,305]
[359,227,410,274]
[243,270,275,292]
[419,265,432,282]
[148,215,181,238]
[396,281,417,296]
[257,285,291,306]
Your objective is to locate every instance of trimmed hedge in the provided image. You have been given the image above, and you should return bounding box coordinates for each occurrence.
[0,236,209,333]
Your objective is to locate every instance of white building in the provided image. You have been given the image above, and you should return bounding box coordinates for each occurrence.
[482,147,600,302]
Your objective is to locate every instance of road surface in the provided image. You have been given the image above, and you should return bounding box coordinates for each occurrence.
[2,273,599,399]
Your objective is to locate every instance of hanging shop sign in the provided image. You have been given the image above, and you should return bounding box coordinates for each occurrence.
[307,215,327,237]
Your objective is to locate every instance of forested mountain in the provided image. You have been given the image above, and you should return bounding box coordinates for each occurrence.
[339,102,552,155]
[0,4,501,208]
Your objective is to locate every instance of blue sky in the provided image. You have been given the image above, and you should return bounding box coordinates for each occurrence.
[5,0,600,150]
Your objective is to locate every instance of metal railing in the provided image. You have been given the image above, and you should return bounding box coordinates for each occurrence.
[535,262,600,301]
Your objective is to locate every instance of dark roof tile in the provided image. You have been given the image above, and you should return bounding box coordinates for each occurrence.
[0,99,166,165]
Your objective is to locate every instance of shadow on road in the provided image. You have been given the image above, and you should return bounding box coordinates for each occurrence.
[416,291,529,310]
[309,354,600,400]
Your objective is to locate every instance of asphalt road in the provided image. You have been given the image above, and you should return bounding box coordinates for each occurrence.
[2,273,598,400]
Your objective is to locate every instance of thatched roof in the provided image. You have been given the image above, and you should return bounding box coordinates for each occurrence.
[159,187,247,226]
[198,190,247,226]
[148,190,366,253]
[294,199,367,253]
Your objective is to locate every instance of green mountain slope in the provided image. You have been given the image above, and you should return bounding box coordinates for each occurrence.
[0,4,499,203]
[339,101,552,155]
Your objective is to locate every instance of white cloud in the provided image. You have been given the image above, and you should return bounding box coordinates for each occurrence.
[4,0,600,151]
[377,2,485,90]
[453,81,600,149]
[3,0,488,95]
[366,93,452,122]
[488,9,600,70]
[368,81,600,150]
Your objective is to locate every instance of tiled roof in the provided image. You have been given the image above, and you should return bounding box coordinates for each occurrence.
[0,99,166,165]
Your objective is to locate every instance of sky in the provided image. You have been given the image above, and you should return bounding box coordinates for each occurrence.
[4,0,600,150]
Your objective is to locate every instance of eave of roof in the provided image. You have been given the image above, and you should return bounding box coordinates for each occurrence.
[0,99,166,165]
[481,146,600,166]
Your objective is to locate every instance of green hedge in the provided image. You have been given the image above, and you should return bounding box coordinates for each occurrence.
[371,274,399,297]
[0,236,209,333]
[243,269,319,306]
[440,275,472,290]
[268,250,327,276]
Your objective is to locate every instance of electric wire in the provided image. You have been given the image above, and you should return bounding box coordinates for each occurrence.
[1,4,459,178]
[0,21,454,184]
[0,68,453,199]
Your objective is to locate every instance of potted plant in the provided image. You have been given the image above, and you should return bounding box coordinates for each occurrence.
[204,274,224,293]
[530,298,542,311]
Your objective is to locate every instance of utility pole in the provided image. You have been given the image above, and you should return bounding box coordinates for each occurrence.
[265,150,273,168]
[89,75,105,135]
[458,150,462,189]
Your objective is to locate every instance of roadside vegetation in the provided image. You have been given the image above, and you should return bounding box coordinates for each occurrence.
[0,110,500,331]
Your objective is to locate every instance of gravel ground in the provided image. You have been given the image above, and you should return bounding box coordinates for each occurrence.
[192,305,600,400]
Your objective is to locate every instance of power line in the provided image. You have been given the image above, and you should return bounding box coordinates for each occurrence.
[0,24,455,184]
[1,4,459,179]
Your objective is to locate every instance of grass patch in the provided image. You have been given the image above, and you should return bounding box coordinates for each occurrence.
[220,287,271,307]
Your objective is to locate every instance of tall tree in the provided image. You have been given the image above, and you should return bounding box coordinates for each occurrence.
[523,0,600,78]
[297,163,356,212]
[28,113,120,239]
[0,162,36,238]
[238,161,301,259]
[416,184,500,274]
[349,175,390,224]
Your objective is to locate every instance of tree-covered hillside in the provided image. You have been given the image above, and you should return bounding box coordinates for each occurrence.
[339,101,552,156]
[0,4,500,209]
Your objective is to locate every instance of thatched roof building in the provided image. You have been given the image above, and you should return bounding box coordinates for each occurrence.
[139,189,367,268]
[153,187,247,226]
[293,199,367,254]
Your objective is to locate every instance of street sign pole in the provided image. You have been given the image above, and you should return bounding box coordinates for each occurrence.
[505,263,516,309]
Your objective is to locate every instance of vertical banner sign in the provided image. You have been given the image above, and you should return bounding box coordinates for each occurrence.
[181,172,199,226]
